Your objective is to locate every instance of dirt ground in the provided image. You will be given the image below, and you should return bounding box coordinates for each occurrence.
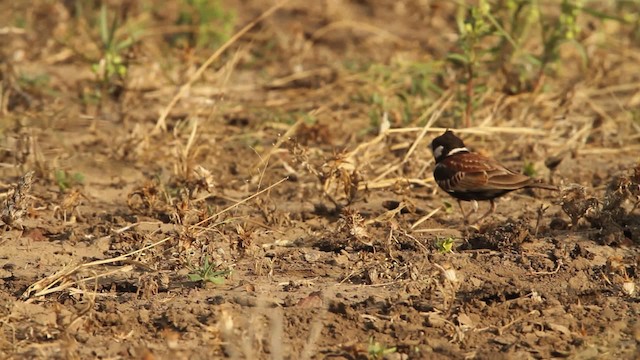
[1,1,640,359]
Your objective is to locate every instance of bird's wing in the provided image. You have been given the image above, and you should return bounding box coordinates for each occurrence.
[441,155,533,192]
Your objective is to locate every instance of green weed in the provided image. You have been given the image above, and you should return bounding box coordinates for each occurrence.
[54,170,84,192]
[88,4,141,93]
[523,161,537,177]
[187,256,230,285]
[173,0,235,49]
[367,338,396,359]
[443,201,454,214]
[436,237,455,254]
[444,0,618,126]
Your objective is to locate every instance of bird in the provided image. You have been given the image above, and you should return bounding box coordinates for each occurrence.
[429,130,558,224]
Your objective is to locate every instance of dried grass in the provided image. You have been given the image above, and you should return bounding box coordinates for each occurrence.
[154,0,291,132]
[22,176,289,301]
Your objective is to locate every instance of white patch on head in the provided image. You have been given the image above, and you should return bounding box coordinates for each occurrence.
[433,145,444,159]
[447,147,469,156]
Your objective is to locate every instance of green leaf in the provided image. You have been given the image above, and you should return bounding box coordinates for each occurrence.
[208,276,225,285]
[522,53,542,67]
[579,5,628,22]
[446,53,470,65]
[99,4,109,47]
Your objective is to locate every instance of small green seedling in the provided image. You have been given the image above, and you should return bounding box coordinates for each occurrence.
[187,256,230,285]
[55,170,85,192]
[91,4,136,87]
[436,237,455,254]
[367,338,396,359]
[443,201,453,214]
[523,161,537,177]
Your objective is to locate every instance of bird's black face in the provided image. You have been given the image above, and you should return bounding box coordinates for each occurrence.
[430,130,469,163]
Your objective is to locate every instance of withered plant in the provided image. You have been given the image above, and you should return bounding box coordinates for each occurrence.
[1,170,34,229]
[127,179,163,215]
[231,223,255,258]
[560,184,598,229]
[287,139,365,209]
[335,207,371,246]
[560,165,640,244]
[171,119,205,185]
[52,188,85,223]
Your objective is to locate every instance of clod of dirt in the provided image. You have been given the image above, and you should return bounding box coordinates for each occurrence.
[466,218,531,251]
[295,291,324,308]
[549,217,569,230]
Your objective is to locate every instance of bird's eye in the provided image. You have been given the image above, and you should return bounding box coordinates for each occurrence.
[433,145,444,159]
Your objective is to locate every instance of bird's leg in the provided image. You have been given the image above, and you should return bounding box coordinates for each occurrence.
[473,199,496,224]
[457,200,469,224]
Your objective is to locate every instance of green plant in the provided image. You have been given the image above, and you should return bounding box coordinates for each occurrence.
[523,161,536,177]
[445,0,594,126]
[174,0,235,49]
[89,4,139,92]
[448,0,495,127]
[17,72,58,98]
[350,60,443,131]
[54,170,84,192]
[532,0,584,90]
[187,256,230,284]
[367,338,396,359]
[17,73,50,89]
[436,237,455,254]
[443,201,454,214]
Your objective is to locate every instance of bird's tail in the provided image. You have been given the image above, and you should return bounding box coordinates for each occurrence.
[527,179,559,191]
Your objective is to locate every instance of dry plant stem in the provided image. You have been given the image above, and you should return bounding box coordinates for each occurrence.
[359,177,432,191]
[175,118,199,178]
[23,177,288,301]
[410,89,454,126]
[413,228,456,233]
[154,0,291,132]
[192,177,288,232]
[579,145,640,155]
[312,20,407,45]
[497,310,539,335]
[373,93,453,182]
[255,117,303,171]
[21,233,172,300]
[402,231,430,253]
[528,260,562,276]
[267,68,333,88]
[365,202,407,225]
[465,65,473,127]
[402,94,454,164]
[411,207,441,229]
[386,126,547,136]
